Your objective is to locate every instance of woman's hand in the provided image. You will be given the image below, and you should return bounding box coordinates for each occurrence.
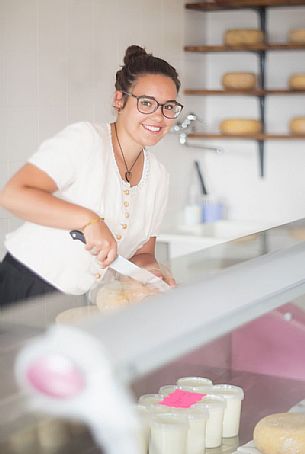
[83,220,117,268]
[130,254,176,288]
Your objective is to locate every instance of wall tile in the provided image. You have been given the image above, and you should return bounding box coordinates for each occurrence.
[38,54,68,108]
[5,52,38,108]
[6,109,38,162]
[38,105,68,143]
[2,0,37,57]
[38,0,68,58]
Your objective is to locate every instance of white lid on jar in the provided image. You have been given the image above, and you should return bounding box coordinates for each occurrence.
[159,385,178,397]
[138,393,162,407]
[193,393,226,410]
[177,384,213,394]
[212,384,244,400]
[176,377,213,387]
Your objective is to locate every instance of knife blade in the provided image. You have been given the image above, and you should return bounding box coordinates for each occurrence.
[70,230,170,292]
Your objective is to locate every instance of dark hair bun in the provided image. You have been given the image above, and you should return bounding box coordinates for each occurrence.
[123,45,148,65]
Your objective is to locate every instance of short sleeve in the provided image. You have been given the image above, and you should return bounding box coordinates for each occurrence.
[28,122,95,191]
[149,166,170,237]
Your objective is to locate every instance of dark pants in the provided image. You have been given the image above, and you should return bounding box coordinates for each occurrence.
[0,253,59,308]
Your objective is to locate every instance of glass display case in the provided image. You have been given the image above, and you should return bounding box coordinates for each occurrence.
[1,219,305,453]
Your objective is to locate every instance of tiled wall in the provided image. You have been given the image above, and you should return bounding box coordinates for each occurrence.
[0,0,185,259]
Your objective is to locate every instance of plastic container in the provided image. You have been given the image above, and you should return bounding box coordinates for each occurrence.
[193,394,226,448]
[159,385,178,397]
[176,376,213,394]
[171,407,209,454]
[138,394,163,408]
[212,384,244,437]
[135,404,150,454]
[149,413,189,454]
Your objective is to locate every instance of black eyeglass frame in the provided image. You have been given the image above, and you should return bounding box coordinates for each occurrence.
[121,91,183,119]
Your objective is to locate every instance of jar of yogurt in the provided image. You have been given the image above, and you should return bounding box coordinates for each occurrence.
[134,404,150,454]
[212,384,244,438]
[193,394,226,448]
[149,413,189,454]
[171,407,209,454]
[159,385,177,397]
[176,376,213,394]
[138,393,162,408]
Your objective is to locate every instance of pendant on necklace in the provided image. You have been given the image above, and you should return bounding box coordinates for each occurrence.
[125,171,132,183]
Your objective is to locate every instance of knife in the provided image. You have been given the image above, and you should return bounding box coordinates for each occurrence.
[70,230,170,292]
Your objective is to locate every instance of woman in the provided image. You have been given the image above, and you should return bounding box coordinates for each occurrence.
[0,45,183,307]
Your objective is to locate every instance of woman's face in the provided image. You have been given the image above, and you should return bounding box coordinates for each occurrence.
[114,73,179,148]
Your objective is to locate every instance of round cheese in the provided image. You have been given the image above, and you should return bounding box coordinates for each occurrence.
[253,413,305,454]
[224,29,264,46]
[96,280,157,313]
[289,73,305,90]
[222,72,256,90]
[55,305,99,324]
[220,118,261,135]
[290,117,305,135]
[289,28,305,44]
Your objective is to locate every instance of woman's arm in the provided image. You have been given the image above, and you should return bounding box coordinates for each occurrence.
[130,237,176,287]
[0,163,117,267]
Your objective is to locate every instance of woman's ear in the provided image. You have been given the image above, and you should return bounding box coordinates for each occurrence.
[113,91,124,112]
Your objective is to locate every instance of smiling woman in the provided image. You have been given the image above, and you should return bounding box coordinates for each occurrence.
[0,45,182,307]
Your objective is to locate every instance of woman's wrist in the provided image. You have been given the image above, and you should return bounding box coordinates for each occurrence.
[81,216,104,232]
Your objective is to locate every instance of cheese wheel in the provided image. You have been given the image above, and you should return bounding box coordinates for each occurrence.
[224,29,264,46]
[289,73,305,90]
[220,118,261,135]
[222,72,256,90]
[253,413,305,454]
[289,28,305,44]
[55,305,99,324]
[96,280,157,313]
[290,117,305,135]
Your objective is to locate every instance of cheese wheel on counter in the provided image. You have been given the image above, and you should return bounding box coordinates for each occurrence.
[220,118,261,135]
[289,73,305,90]
[288,28,305,44]
[253,413,305,454]
[222,72,256,90]
[224,29,264,46]
[290,117,305,135]
[55,305,100,324]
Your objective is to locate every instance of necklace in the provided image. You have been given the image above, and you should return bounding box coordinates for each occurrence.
[114,123,143,183]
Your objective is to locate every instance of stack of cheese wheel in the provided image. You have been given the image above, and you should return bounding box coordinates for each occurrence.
[224,28,264,46]
[222,72,256,90]
[289,73,305,90]
[253,413,305,454]
[288,28,305,44]
[289,117,305,135]
[220,118,261,135]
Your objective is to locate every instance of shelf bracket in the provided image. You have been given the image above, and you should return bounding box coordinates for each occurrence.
[258,140,265,177]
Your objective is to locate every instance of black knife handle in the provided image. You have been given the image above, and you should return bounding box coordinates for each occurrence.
[70,230,86,244]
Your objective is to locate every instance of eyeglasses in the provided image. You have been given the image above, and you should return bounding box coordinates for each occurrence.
[122,91,183,119]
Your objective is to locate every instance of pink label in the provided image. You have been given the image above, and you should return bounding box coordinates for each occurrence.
[160,389,205,408]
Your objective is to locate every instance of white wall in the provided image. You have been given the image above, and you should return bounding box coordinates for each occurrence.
[184,5,305,225]
[0,0,185,259]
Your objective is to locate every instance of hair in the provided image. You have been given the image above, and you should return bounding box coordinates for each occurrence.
[115,45,181,106]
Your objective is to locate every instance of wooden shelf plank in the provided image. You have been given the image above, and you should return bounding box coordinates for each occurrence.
[184,43,305,52]
[186,1,305,12]
[187,133,305,140]
[184,88,305,96]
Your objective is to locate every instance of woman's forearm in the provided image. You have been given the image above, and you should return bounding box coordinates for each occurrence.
[0,186,95,230]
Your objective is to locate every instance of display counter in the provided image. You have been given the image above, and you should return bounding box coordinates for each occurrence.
[1,219,305,453]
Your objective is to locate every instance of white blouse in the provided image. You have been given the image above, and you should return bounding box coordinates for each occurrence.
[5,122,169,295]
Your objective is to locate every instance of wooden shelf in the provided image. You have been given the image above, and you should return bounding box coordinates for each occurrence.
[187,133,305,140]
[184,43,305,52]
[186,1,305,12]
[184,88,305,96]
